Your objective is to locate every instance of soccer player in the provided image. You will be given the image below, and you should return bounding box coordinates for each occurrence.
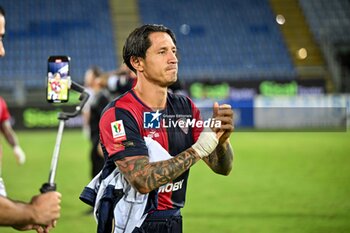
[0,5,61,232]
[48,72,63,101]
[0,5,26,197]
[99,24,234,232]
[0,96,26,197]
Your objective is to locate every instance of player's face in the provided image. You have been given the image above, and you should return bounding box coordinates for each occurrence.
[0,14,5,57]
[141,32,178,87]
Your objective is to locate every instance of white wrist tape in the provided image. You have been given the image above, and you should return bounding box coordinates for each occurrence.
[13,145,26,165]
[191,131,218,158]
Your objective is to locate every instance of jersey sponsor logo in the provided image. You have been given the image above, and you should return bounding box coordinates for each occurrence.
[176,118,189,134]
[144,110,162,128]
[158,179,184,193]
[163,118,221,129]
[147,130,160,138]
[111,120,126,141]
[143,110,221,130]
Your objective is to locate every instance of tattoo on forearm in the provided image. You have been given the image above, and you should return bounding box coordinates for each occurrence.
[204,142,233,174]
[117,148,200,192]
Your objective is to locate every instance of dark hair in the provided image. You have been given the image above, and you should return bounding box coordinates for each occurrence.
[0,6,5,17]
[122,24,176,73]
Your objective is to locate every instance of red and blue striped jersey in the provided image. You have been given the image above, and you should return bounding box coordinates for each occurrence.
[99,89,202,210]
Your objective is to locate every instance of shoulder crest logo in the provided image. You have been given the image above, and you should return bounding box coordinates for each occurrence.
[111,120,126,141]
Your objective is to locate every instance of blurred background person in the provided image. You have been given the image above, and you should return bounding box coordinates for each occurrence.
[83,64,136,195]
[107,63,137,97]
[82,66,103,139]
[0,95,26,196]
[87,71,110,180]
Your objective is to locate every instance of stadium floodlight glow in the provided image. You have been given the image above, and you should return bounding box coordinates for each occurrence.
[276,14,286,25]
[180,24,190,35]
[297,48,308,60]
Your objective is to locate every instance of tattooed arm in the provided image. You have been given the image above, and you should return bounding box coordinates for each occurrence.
[115,147,200,194]
[113,102,234,193]
[203,140,233,175]
[203,102,234,175]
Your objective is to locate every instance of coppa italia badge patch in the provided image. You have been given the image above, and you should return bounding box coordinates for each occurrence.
[111,120,126,141]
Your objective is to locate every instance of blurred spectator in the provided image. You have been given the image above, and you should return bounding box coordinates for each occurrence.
[83,64,137,185]
[82,66,103,139]
[0,96,26,197]
[107,64,136,97]
[87,71,111,179]
[83,63,138,184]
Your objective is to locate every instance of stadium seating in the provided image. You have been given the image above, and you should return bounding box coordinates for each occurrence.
[299,0,350,45]
[0,0,300,91]
[0,0,118,89]
[138,0,297,81]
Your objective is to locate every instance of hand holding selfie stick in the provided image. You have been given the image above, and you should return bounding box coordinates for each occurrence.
[40,80,89,193]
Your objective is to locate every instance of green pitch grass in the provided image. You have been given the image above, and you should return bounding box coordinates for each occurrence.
[1,130,349,233]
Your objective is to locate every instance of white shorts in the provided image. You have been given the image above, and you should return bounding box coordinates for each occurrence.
[0,177,7,197]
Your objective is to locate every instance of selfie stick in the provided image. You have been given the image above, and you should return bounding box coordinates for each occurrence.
[40,81,89,193]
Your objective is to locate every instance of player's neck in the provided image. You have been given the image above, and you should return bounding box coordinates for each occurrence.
[134,81,167,110]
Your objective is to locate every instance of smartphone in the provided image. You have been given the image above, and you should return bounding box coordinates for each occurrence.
[46,56,70,103]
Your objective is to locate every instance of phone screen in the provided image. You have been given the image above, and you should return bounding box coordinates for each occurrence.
[47,56,70,103]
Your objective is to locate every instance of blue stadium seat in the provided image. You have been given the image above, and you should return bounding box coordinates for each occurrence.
[138,0,296,81]
[299,0,350,44]
[0,0,117,89]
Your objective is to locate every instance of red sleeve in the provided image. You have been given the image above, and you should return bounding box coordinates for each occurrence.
[99,107,148,160]
[0,97,11,123]
[99,108,126,156]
